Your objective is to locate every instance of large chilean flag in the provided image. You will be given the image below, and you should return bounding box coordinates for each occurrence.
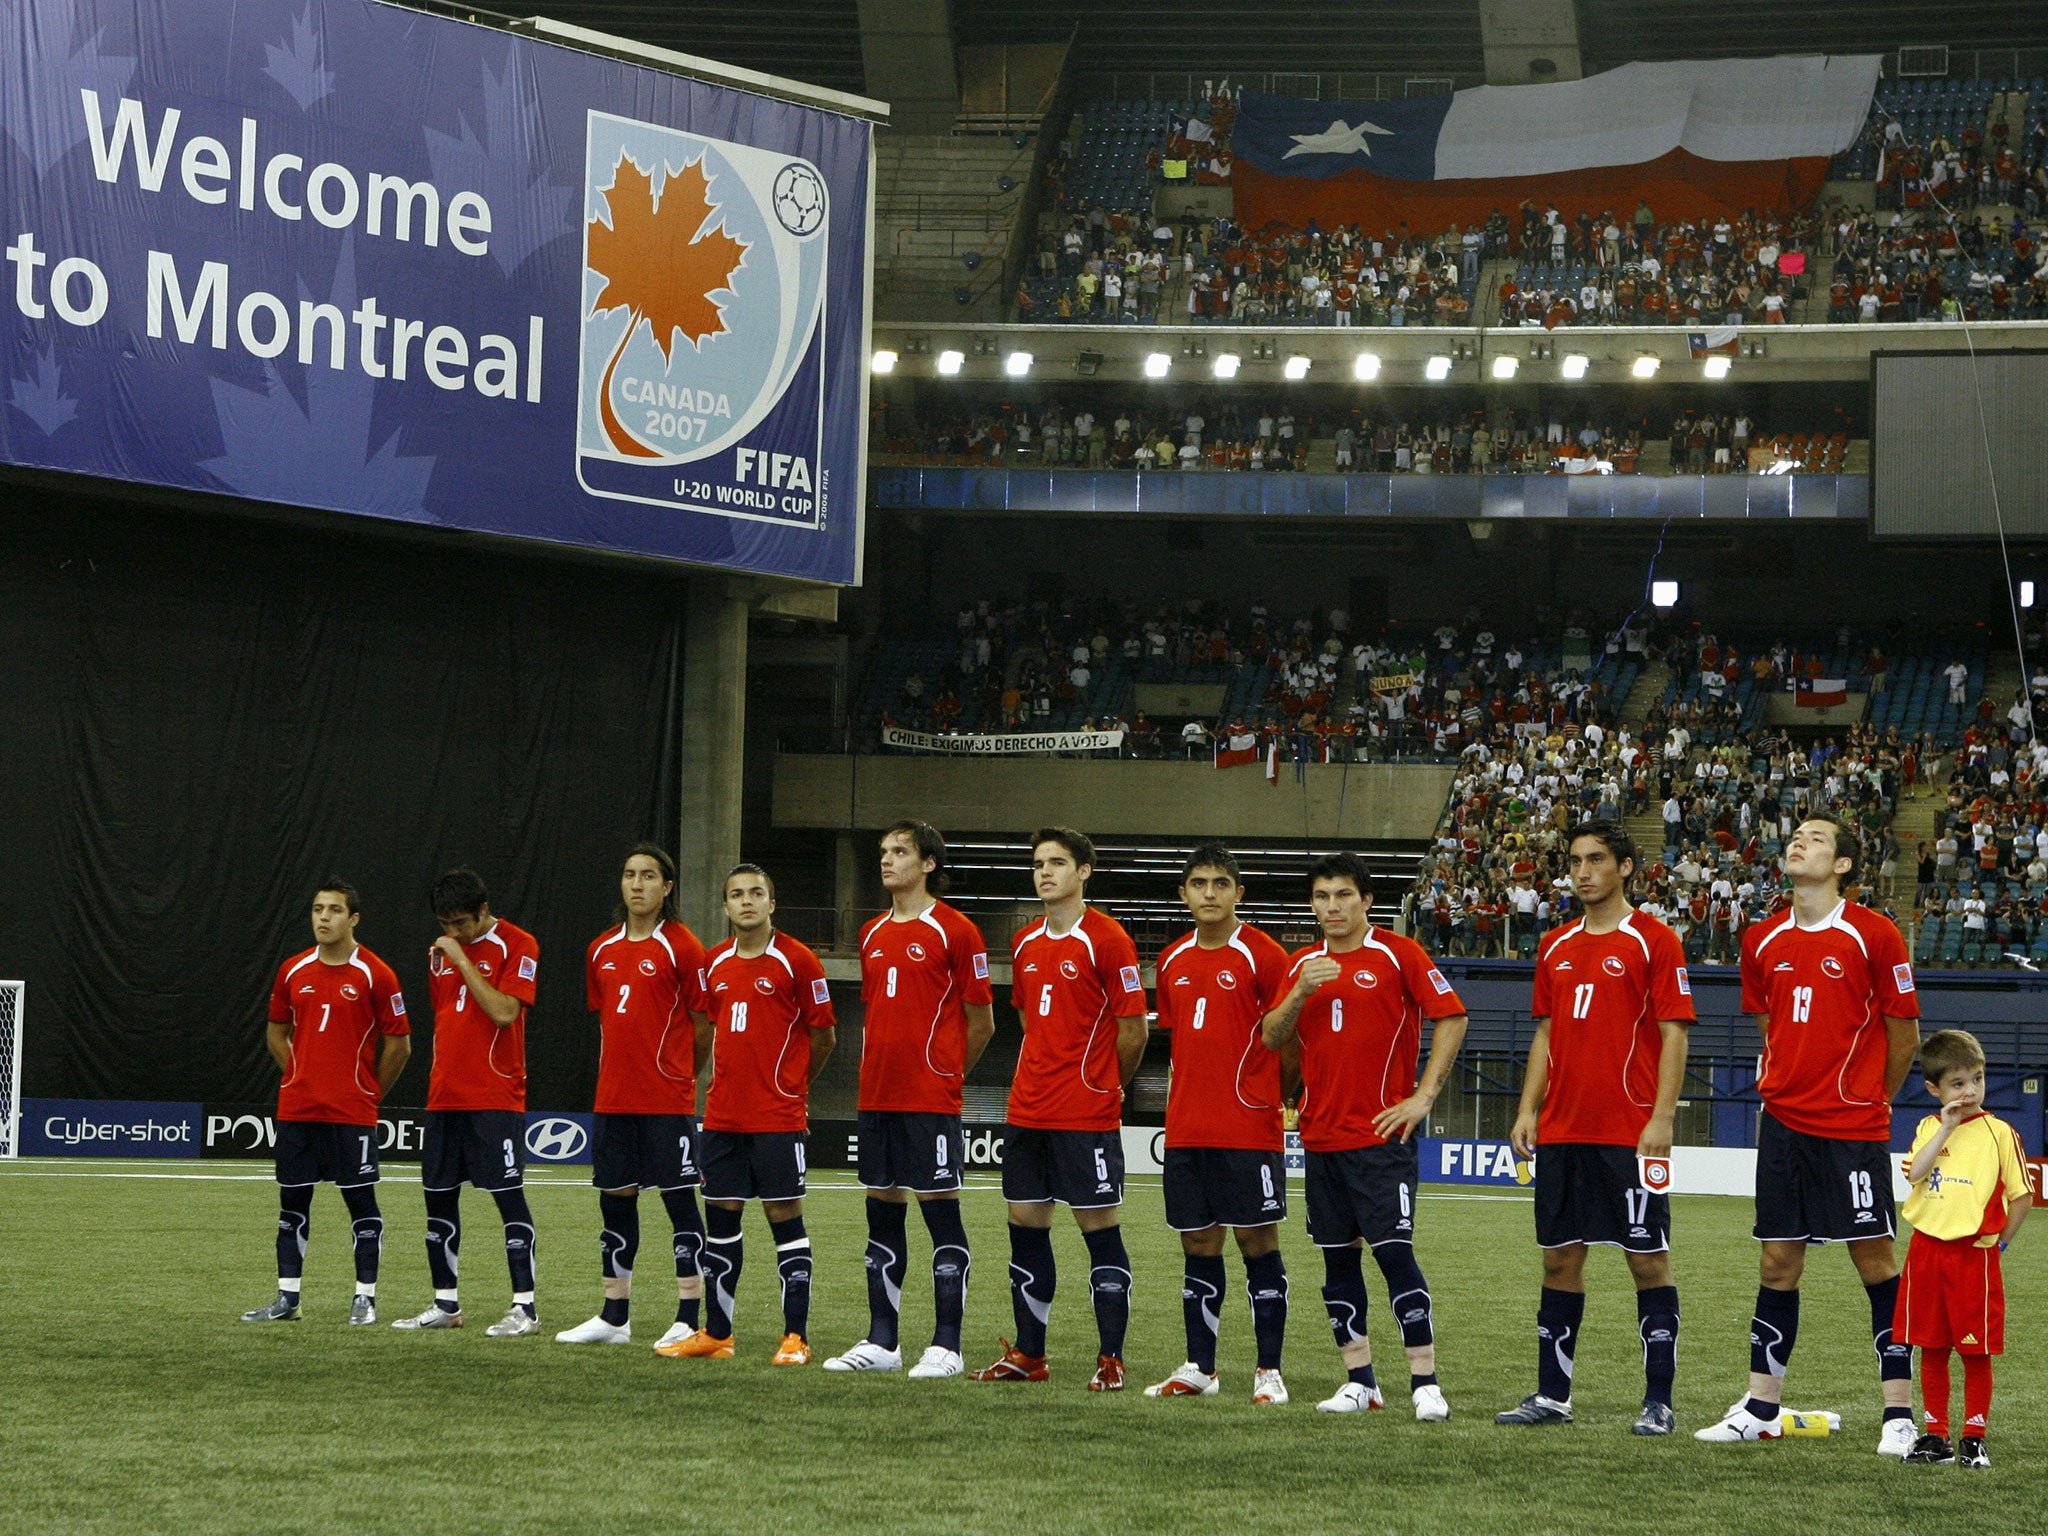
[1232,55,1879,237]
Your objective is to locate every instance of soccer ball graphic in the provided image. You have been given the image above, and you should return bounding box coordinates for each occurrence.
[772,163,826,236]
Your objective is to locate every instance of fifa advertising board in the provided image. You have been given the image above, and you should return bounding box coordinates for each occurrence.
[0,0,874,584]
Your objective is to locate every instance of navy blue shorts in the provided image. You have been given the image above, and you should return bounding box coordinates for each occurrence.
[275,1119,379,1187]
[590,1112,699,1191]
[421,1109,526,1192]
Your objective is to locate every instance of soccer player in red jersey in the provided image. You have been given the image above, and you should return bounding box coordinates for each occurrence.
[1262,851,1468,1421]
[823,821,994,1379]
[1698,813,1922,1453]
[1144,845,1296,1405]
[558,845,713,1348]
[391,869,542,1336]
[241,881,410,1325]
[1493,822,1694,1435]
[970,827,1148,1390]
[658,864,836,1365]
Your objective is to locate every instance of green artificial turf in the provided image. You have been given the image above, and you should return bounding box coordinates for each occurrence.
[0,1162,2038,1535]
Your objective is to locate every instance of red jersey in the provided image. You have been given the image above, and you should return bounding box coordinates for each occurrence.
[425,920,539,1112]
[1007,907,1148,1132]
[268,945,409,1126]
[857,901,994,1115]
[1742,899,1919,1140]
[702,933,836,1133]
[1288,929,1465,1153]
[1531,912,1695,1146]
[586,919,709,1115]
[1155,924,1291,1151]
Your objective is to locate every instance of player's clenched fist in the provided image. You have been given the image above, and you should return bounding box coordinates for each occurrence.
[1295,956,1341,994]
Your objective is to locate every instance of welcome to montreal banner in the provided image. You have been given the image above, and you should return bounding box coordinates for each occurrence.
[0,0,871,583]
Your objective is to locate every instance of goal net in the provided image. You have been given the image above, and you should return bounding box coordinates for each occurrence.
[0,982,21,1159]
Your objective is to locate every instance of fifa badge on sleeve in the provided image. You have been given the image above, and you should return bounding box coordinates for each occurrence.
[1638,1155,1673,1194]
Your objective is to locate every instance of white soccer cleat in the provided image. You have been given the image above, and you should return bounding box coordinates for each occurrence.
[554,1314,631,1345]
[1252,1368,1289,1406]
[1145,1362,1221,1398]
[907,1346,965,1380]
[485,1308,540,1338]
[390,1305,461,1331]
[822,1340,903,1372]
[1694,1402,1784,1442]
[1413,1383,1450,1422]
[1316,1381,1385,1414]
[1878,1417,1918,1458]
[651,1322,698,1350]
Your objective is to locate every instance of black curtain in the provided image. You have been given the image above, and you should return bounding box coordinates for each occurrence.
[0,484,684,1111]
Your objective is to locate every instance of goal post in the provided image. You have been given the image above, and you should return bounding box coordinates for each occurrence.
[0,981,21,1159]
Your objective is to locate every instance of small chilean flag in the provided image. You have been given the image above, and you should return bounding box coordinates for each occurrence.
[1688,326,1741,358]
[1796,677,1847,707]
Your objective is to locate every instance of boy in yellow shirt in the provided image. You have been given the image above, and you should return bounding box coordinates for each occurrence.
[1895,1029,2033,1467]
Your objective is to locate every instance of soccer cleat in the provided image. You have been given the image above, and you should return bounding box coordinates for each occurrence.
[772,1333,812,1367]
[1877,1417,1918,1458]
[346,1296,378,1327]
[1631,1401,1676,1437]
[907,1346,964,1380]
[239,1294,301,1323]
[1316,1382,1386,1414]
[1413,1384,1450,1422]
[391,1305,463,1331]
[968,1340,1049,1382]
[1957,1436,1990,1469]
[1904,1432,1955,1464]
[1496,1394,1574,1427]
[554,1314,631,1345]
[1253,1369,1289,1406]
[485,1309,540,1338]
[823,1340,904,1373]
[1693,1403,1782,1442]
[1088,1355,1127,1393]
[655,1329,734,1359]
[1145,1363,1220,1398]
[651,1322,699,1351]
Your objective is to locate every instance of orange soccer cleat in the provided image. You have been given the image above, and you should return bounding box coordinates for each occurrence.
[771,1333,812,1366]
[655,1329,735,1359]
[1088,1355,1126,1393]
[967,1338,1049,1382]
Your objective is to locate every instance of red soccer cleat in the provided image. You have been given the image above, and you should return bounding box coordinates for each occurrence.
[968,1338,1049,1382]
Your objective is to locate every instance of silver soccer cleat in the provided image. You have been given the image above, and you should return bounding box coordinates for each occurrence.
[240,1294,301,1323]
[486,1308,541,1338]
[347,1295,379,1327]
[391,1304,464,1330]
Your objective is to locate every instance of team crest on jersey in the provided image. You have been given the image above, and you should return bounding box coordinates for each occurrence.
[1217,969,1238,990]
[339,983,361,1000]
[754,976,777,994]
[907,942,928,961]
[1353,969,1379,989]
[1602,956,1627,977]
[1061,959,1081,980]
[1893,963,1916,993]
[639,958,659,976]
[1821,956,1845,978]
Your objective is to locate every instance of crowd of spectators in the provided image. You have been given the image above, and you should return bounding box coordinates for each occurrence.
[1408,703,1928,964]
[1910,702,2048,964]
[871,396,1850,475]
[1027,79,2048,326]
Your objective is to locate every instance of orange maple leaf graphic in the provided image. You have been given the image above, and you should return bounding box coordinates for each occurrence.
[587,152,750,457]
